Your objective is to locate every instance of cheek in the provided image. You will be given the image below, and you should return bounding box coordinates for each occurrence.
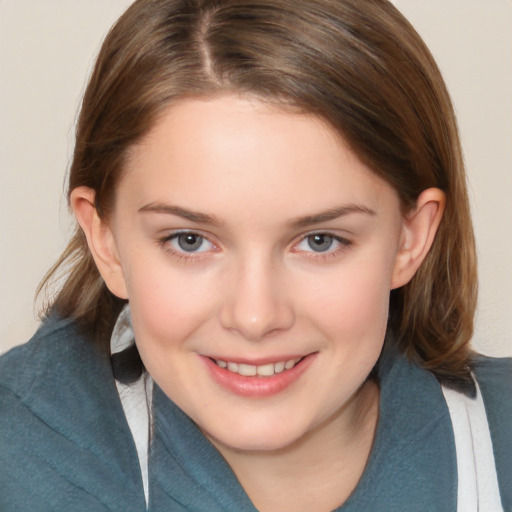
[301,256,394,341]
[123,259,218,347]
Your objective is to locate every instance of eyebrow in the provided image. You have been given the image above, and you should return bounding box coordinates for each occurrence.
[138,203,223,226]
[138,202,375,228]
[288,204,376,228]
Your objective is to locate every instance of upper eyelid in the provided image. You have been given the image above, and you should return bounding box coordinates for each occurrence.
[159,229,351,249]
[290,231,352,253]
[161,228,215,241]
[159,230,216,247]
[294,230,352,243]
[159,231,217,259]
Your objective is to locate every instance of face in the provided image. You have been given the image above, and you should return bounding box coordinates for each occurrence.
[105,95,407,452]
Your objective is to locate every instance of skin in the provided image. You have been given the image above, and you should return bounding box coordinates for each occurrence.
[72,95,445,511]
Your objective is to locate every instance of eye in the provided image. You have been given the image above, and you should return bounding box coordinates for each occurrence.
[303,234,335,252]
[167,232,214,253]
[293,232,351,257]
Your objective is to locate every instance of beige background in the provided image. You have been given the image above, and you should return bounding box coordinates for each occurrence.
[1,1,511,356]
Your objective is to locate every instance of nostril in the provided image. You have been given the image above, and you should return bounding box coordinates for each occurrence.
[218,269,295,340]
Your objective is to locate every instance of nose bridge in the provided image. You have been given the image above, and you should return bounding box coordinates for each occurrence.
[220,249,294,341]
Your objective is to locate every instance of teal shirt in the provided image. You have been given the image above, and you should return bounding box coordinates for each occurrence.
[1,316,511,511]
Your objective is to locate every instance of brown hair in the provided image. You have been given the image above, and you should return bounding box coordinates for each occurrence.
[39,0,477,382]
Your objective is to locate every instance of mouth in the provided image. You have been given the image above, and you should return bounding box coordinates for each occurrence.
[210,357,304,377]
[203,353,316,397]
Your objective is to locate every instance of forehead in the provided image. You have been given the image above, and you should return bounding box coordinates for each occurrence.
[119,95,398,221]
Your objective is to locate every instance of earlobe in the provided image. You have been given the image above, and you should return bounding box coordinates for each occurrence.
[391,188,446,290]
[70,186,129,299]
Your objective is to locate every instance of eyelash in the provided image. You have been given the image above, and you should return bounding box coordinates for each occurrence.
[157,231,217,263]
[157,231,352,262]
[292,232,352,261]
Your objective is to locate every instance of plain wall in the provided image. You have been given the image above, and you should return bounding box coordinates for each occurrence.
[1,0,511,356]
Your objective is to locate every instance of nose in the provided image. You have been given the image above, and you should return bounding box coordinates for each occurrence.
[219,256,295,342]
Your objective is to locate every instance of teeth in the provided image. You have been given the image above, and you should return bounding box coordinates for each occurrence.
[238,364,257,376]
[274,361,285,374]
[215,357,302,377]
[227,362,239,372]
[284,359,296,370]
[256,363,275,376]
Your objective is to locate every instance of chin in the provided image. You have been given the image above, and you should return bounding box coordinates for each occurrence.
[202,415,314,453]
[212,433,301,454]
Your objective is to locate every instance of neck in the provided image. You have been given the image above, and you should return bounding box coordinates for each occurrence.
[208,379,380,512]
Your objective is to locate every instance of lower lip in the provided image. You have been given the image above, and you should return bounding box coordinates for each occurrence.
[202,354,316,398]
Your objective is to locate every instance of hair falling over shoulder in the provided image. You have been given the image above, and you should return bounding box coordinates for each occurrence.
[38,0,477,383]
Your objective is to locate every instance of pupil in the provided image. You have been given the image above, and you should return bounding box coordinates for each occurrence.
[178,234,202,251]
[308,234,333,252]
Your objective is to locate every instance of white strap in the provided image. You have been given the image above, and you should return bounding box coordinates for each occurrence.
[111,306,153,508]
[442,381,503,512]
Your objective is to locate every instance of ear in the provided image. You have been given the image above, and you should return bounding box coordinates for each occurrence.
[70,186,129,299]
[391,188,445,290]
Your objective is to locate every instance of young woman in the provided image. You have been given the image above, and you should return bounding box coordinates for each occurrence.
[1,1,510,511]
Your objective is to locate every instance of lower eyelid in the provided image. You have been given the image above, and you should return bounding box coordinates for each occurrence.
[295,234,351,252]
[299,242,352,262]
[172,233,213,252]
[158,231,351,260]
[157,231,217,256]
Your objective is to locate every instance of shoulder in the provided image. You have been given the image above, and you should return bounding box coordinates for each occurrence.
[0,315,115,420]
[0,315,100,397]
[472,353,512,386]
[0,316,146,511]
[472,353,512,423]
[472,354,512,510]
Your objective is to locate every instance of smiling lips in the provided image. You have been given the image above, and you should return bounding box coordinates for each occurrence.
[204,354,315,397]
[213,357,303,377]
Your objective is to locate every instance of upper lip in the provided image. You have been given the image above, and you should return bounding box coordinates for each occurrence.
[203,353,315,365]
